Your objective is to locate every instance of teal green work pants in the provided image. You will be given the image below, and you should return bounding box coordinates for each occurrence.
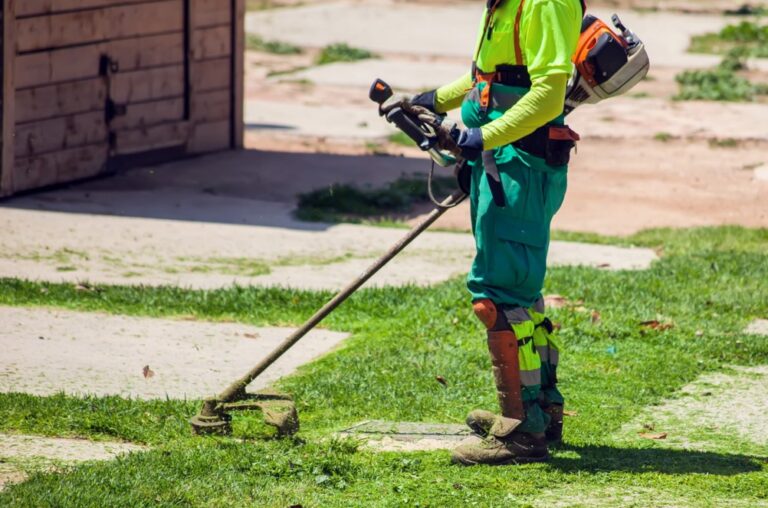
[463,84,569,308]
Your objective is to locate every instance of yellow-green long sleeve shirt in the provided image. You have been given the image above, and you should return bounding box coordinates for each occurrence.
[434,0,581,149]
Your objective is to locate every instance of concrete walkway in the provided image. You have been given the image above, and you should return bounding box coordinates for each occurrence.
[0,434,145,491]
[0,307,349,399]
[1,151,658,291]
[246,1,749,69]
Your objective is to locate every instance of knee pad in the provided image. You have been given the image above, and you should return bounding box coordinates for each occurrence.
[473,299,501,330]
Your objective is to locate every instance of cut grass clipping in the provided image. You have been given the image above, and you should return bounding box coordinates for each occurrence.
[316,43,376,65]
[296,175,457,223]
[675,49,768,101]
[1,227,767,506]
[246,34,302,55]
[689,21,768,58]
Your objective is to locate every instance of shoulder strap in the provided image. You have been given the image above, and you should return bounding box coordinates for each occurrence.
[513,0,526,65]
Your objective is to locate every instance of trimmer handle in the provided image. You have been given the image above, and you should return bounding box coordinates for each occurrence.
[369,78,434,151]
[369,79,394,104]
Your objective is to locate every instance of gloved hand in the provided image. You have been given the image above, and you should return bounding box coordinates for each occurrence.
[437,126,484,162]
[379,90,438,116]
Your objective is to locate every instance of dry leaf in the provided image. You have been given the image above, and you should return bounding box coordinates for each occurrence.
[597,263,611,268]
[436,376,448,387]
[563,410,578,417]
[639,432,668,440]
[591,311,602,324]
[544,295,569,309]
[243,333,260,340]
[695,330,704,337]
[142,365,155,379]
[640,320,674,331]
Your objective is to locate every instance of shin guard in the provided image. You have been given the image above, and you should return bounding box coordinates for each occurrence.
[473,299,525,422]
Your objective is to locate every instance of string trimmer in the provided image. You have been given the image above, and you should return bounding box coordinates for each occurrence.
[189,78,468,437]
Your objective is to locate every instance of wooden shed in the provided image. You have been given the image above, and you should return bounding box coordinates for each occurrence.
[0,0,245,197]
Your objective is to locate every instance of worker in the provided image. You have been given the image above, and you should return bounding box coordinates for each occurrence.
[386,0,583,465]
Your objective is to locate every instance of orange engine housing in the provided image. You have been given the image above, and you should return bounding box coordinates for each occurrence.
[572,15,628,88]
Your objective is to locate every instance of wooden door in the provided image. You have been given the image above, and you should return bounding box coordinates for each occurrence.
[12,0,190,191]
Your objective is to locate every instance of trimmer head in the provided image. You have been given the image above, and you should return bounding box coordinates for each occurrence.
[190,391,299,437]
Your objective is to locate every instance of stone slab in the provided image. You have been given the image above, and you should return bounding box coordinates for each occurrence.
[746,319,768,336]
[246,1,757,70]
[0,434,145,463]
[273,59,468,92]
[0,307,350,400]
[616,365,768,453]
[0,150,657,291]
[245,99,394,140]
[340,420,471,451]
[754,165,768,183]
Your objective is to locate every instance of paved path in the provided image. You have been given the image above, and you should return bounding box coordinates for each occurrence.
[1,151,657,291]
[0,434,145,491]
[247,2,736,68]
[0,307,349,399]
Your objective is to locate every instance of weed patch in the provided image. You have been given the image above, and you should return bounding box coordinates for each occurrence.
[246,34,303,55]
[316,43,376,65]
[295,175,458,223]
[675,50,768,101]
[689,21,768,58]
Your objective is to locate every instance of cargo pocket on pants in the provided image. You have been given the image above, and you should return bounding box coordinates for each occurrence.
[493,215,548,297]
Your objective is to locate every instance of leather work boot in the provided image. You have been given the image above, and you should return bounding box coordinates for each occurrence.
[451,432,549,466]
[466,409,497,437]
[543,404,564,444]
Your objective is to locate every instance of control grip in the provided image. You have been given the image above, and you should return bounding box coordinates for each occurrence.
[386,108,433,151]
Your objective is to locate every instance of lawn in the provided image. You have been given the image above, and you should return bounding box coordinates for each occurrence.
[0,227,767,506]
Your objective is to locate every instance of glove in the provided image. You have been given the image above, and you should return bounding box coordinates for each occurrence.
[455,128,484,161]
[437,127,483,162]
[379,89,438,116]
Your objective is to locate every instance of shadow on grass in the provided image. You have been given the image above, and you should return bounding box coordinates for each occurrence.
[551,443,766,476]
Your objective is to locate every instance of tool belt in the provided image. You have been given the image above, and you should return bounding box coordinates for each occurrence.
[471,64,581,207]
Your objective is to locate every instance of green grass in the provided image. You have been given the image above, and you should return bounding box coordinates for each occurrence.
[245,34,303,55]
[316,43,377,65]
[388,131,417,148]
[1,226,768,506]
[295,175,459,223]
[674,51,760,101]
[689,21,768,58]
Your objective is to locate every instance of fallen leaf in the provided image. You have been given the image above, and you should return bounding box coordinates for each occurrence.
[544,295,569,309]
[142,365,155,379]
[563,410,578,417]
[451,317,459,325]
[639,432,668,440]
[695,330,704,337]
[640,320,674,331]
[597,263,611,268]
[436,376,448,387]
[243,333,260,340]
[591,311,602,324]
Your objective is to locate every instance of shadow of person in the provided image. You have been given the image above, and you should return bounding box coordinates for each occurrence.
[550,443,765,476]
